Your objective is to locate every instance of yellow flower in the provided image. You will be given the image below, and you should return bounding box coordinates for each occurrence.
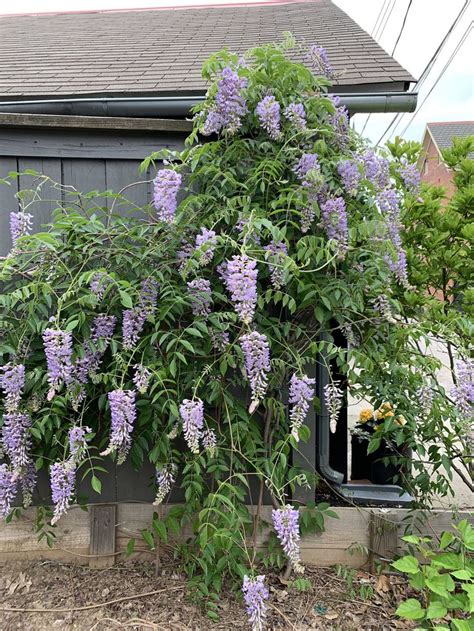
[376,402,394,420]
[373,424,382,431]
[384,410,395,418]
[359,408,374,423]
[395,415,407,426]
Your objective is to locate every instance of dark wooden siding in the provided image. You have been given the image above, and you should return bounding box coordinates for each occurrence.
[0,127,187,255]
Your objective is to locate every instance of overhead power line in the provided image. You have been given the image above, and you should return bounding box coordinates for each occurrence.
[377,0,397,42]
[371,0,389,36]
[361,0,413,136]
[398,22,473,137]
[375,0,471,144]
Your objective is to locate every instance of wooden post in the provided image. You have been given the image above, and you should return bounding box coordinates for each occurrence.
[368,511,399,573]
[89,504,116,569]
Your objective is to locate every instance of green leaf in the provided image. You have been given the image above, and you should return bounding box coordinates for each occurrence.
[152,518,168,543]
[91,475,102,494]
[392,555,420,574]
[426,573,455,597]
[65,319,79,332]
[125,538,135,556]
[395,598,425,620]
[426,601,447,620]
[141,529,155,550]
[439,531,455,549]
[119,290,133,308]
[451,620,472,631]
[451,570,471,580]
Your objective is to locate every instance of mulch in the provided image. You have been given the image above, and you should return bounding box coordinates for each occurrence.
[0,559,415,630]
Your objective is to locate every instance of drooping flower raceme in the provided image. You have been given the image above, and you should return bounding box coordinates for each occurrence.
[72,314,116,393]
[451,360,474,417]
[320,197,349,258]
[202,66,248,136]
[2,412,32,472]
[187,278,213,317]
[324,382,344,433]
[293,153,320,187]
[50,460,76,525]
[202,428,217,457]
[10,211,33,248]
[398,158,421,195]
[305,44,333,78]
[195,227,217,265]
[0,363,25,412]
[42,328,73,397]
[0,464,17,518]
[362,150,390,190]
[376,187,408,285]
[240,331,270,410]
[122,279,159,350]
[272,505,304,573]
[153,169,182,222]
[101,389,137,464]
[68,425,92,461]
[242,575,269,631]
[284,102,306,130]
[328,96,350,149]
[210,329,230,352]
[179,398,204,454]
[153,463,177,506]
[264,240,288,290]
[256,95,281,139]
[289,373,316,441]
[133,364,152,394]
[338,159,361,197]
[224,255,258,324]
[90,272,112,301]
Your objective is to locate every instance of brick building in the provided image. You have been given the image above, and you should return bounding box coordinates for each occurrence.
[419,121,474,198]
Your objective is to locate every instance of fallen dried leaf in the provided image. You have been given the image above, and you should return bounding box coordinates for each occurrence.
[375,574,391,594]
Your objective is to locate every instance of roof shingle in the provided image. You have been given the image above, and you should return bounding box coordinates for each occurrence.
[427,121,474,151]
[0,0,415,100]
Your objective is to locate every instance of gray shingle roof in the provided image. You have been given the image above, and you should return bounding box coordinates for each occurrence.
[427,121,474,151]
[0,0,415,100]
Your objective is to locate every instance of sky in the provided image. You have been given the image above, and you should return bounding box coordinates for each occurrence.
[0,0,472,145]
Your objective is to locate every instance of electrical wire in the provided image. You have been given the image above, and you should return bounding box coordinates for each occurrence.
[377,0,398,43]
[374,0,471,144]
[373,0,393,39]
[398,22,473,136]
[391,0,414,55]
[371,0,389,36]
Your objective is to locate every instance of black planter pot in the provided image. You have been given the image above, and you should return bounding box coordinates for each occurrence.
[351,425,411,485]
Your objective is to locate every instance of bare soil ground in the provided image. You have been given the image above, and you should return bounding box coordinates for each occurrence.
[0,559,415,630]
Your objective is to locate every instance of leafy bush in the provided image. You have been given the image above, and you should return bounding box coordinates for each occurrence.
[0,37,472,624]
[393,519,474,629]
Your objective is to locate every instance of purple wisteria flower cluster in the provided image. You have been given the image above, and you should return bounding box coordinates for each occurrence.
[0,464,17,518]
[240,331,270,411]
[324,381,344,433]
[101,389,137,464]
[293,153,320,188]
[0,363,25,412]
[242,575,269,631]
[320,197,349,258]
[272,505,304,573]
[10,211,33,249]
[153,169,182,222]
[42,328,73,399]
[210,329,230,352]
[337,159,362,197]
[376,188,408,285]
[70,314,116,404]
[90,272,112,301]
[187,278,213,317]
[202,428,217,457]
[305,44,333,78]
[264,240,288,290]
[398,158,421,195]
[2,412,32,472]
[289,373,316,441]
[179,398,204,454]
[133,364,152,394]
[153,463,177,506]
[202,66,248,135]
[361,150,390,189]
[195,227,217,265]
[224,255,258,324]
[256,95,281,139]
[50,460,76,525]
[284,102,306,131]
[68,425,92,460]
[451,360,474,417]
[328,95,350,149]
[123,279,159,350]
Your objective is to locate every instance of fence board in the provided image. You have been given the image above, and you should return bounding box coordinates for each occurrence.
[0,157,19,255]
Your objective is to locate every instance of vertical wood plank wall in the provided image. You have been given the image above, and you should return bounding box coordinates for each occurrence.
[0,127,186,255]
